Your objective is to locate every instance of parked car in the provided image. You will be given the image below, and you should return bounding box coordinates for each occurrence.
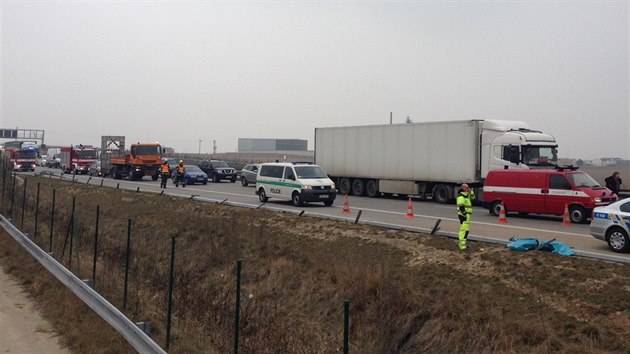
[171,165,208,185]
[197,160,237,183]
[239,163,260,187]
[37,155,48,167]
[88,160,104,177]
[590,198,630,253]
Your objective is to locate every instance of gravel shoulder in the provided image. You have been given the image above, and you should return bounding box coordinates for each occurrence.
[0,265,69,354]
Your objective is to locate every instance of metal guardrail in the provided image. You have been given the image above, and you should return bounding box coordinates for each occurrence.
[0,214,167,354]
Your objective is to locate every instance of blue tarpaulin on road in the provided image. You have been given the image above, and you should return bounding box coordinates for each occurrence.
[507,237,575,256]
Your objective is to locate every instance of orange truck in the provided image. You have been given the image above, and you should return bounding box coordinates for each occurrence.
[108,143,163,181]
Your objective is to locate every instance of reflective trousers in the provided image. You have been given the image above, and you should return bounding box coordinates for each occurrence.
[458,214,471,250]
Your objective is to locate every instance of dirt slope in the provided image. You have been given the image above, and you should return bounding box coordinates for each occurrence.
[1,176,629,353]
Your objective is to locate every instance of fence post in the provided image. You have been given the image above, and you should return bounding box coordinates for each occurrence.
[92,205,100,290]
[67,196,76,270]
[123,218,131,310]
[34,182,41,238]
[344,299,350,354]
[49,189,56,253]
[21,177,27,229]
[1,168,6,212]
[166,235,177,351]
[10,173,16,221]
[234,259,242,354]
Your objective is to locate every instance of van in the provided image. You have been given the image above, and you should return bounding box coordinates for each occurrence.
[255,162,337,206]
[482,166,617,223]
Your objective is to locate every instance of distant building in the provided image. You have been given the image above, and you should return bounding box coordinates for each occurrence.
[238,138,308,152]
[592,157,623,166]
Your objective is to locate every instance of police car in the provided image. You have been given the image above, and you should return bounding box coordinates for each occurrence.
[590,198,630,253]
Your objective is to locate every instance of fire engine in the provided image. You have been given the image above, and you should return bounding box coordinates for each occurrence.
[60,145,98,174]
[6,146,37,172]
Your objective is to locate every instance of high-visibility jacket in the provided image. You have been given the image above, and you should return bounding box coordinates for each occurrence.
[161,164,170,174]
[456,191,475,217]
[177,165,185,174]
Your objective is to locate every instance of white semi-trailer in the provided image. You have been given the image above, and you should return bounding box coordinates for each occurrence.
[314,120,558,203]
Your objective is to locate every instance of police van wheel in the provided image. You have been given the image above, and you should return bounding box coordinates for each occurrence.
[606,227,630,253]
[241,177,248,187]
[292,192,303,207]
[258,188,268,203]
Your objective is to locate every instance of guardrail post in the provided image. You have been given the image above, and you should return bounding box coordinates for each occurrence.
[166,235,177,350]
[21,177,27,229]
[123,218,131,310]
[234,259,242,354]
[92,205,100,290]
[34,182,40,239]
[344,299,350,354]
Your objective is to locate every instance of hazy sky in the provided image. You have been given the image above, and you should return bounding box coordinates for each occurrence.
[1,1,628,159]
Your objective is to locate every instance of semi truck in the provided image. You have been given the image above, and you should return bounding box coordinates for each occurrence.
[314,119,559,203]
[101,136,162,181]
[60,145,98,174]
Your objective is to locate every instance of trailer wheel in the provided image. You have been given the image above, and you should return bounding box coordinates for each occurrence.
[351,179,365,196]
[365,180,379,197]
[338,178,351,195]
[433,184,452,204]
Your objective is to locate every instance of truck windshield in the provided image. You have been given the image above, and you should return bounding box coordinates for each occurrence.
[294,166,328,179]
[15,150,37,159]
[522,146,557,166]
[568,172,601,188]
[76,150,97,159]
[135,145,162,155]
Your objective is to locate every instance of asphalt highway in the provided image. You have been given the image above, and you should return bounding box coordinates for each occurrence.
[33,167,630,263]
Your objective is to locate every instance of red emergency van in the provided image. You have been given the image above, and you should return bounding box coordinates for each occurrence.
[482,166,617,223]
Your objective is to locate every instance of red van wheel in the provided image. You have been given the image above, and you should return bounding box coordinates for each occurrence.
[569,205,587,224]
[490,201,503,216]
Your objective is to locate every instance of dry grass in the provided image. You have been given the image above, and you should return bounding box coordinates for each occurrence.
[1,175,630,353]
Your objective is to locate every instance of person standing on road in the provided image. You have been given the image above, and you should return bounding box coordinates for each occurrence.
[159,161,170,189]
[605,172,622,195]
[175,161,186,188]
[456,183,475,250]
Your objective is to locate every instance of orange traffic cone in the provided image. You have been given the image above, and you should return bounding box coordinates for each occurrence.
[497,202,508,224]
[342,195,351,214]
[405,197,414,218]
[562,204,571,226]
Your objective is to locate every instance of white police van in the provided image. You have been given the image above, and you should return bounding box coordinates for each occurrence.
[255,162,337,207]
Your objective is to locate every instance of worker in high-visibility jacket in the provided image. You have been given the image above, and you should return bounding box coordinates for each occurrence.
[159,161,170,189]
[456,183,475,250]
[175,161,186,188]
